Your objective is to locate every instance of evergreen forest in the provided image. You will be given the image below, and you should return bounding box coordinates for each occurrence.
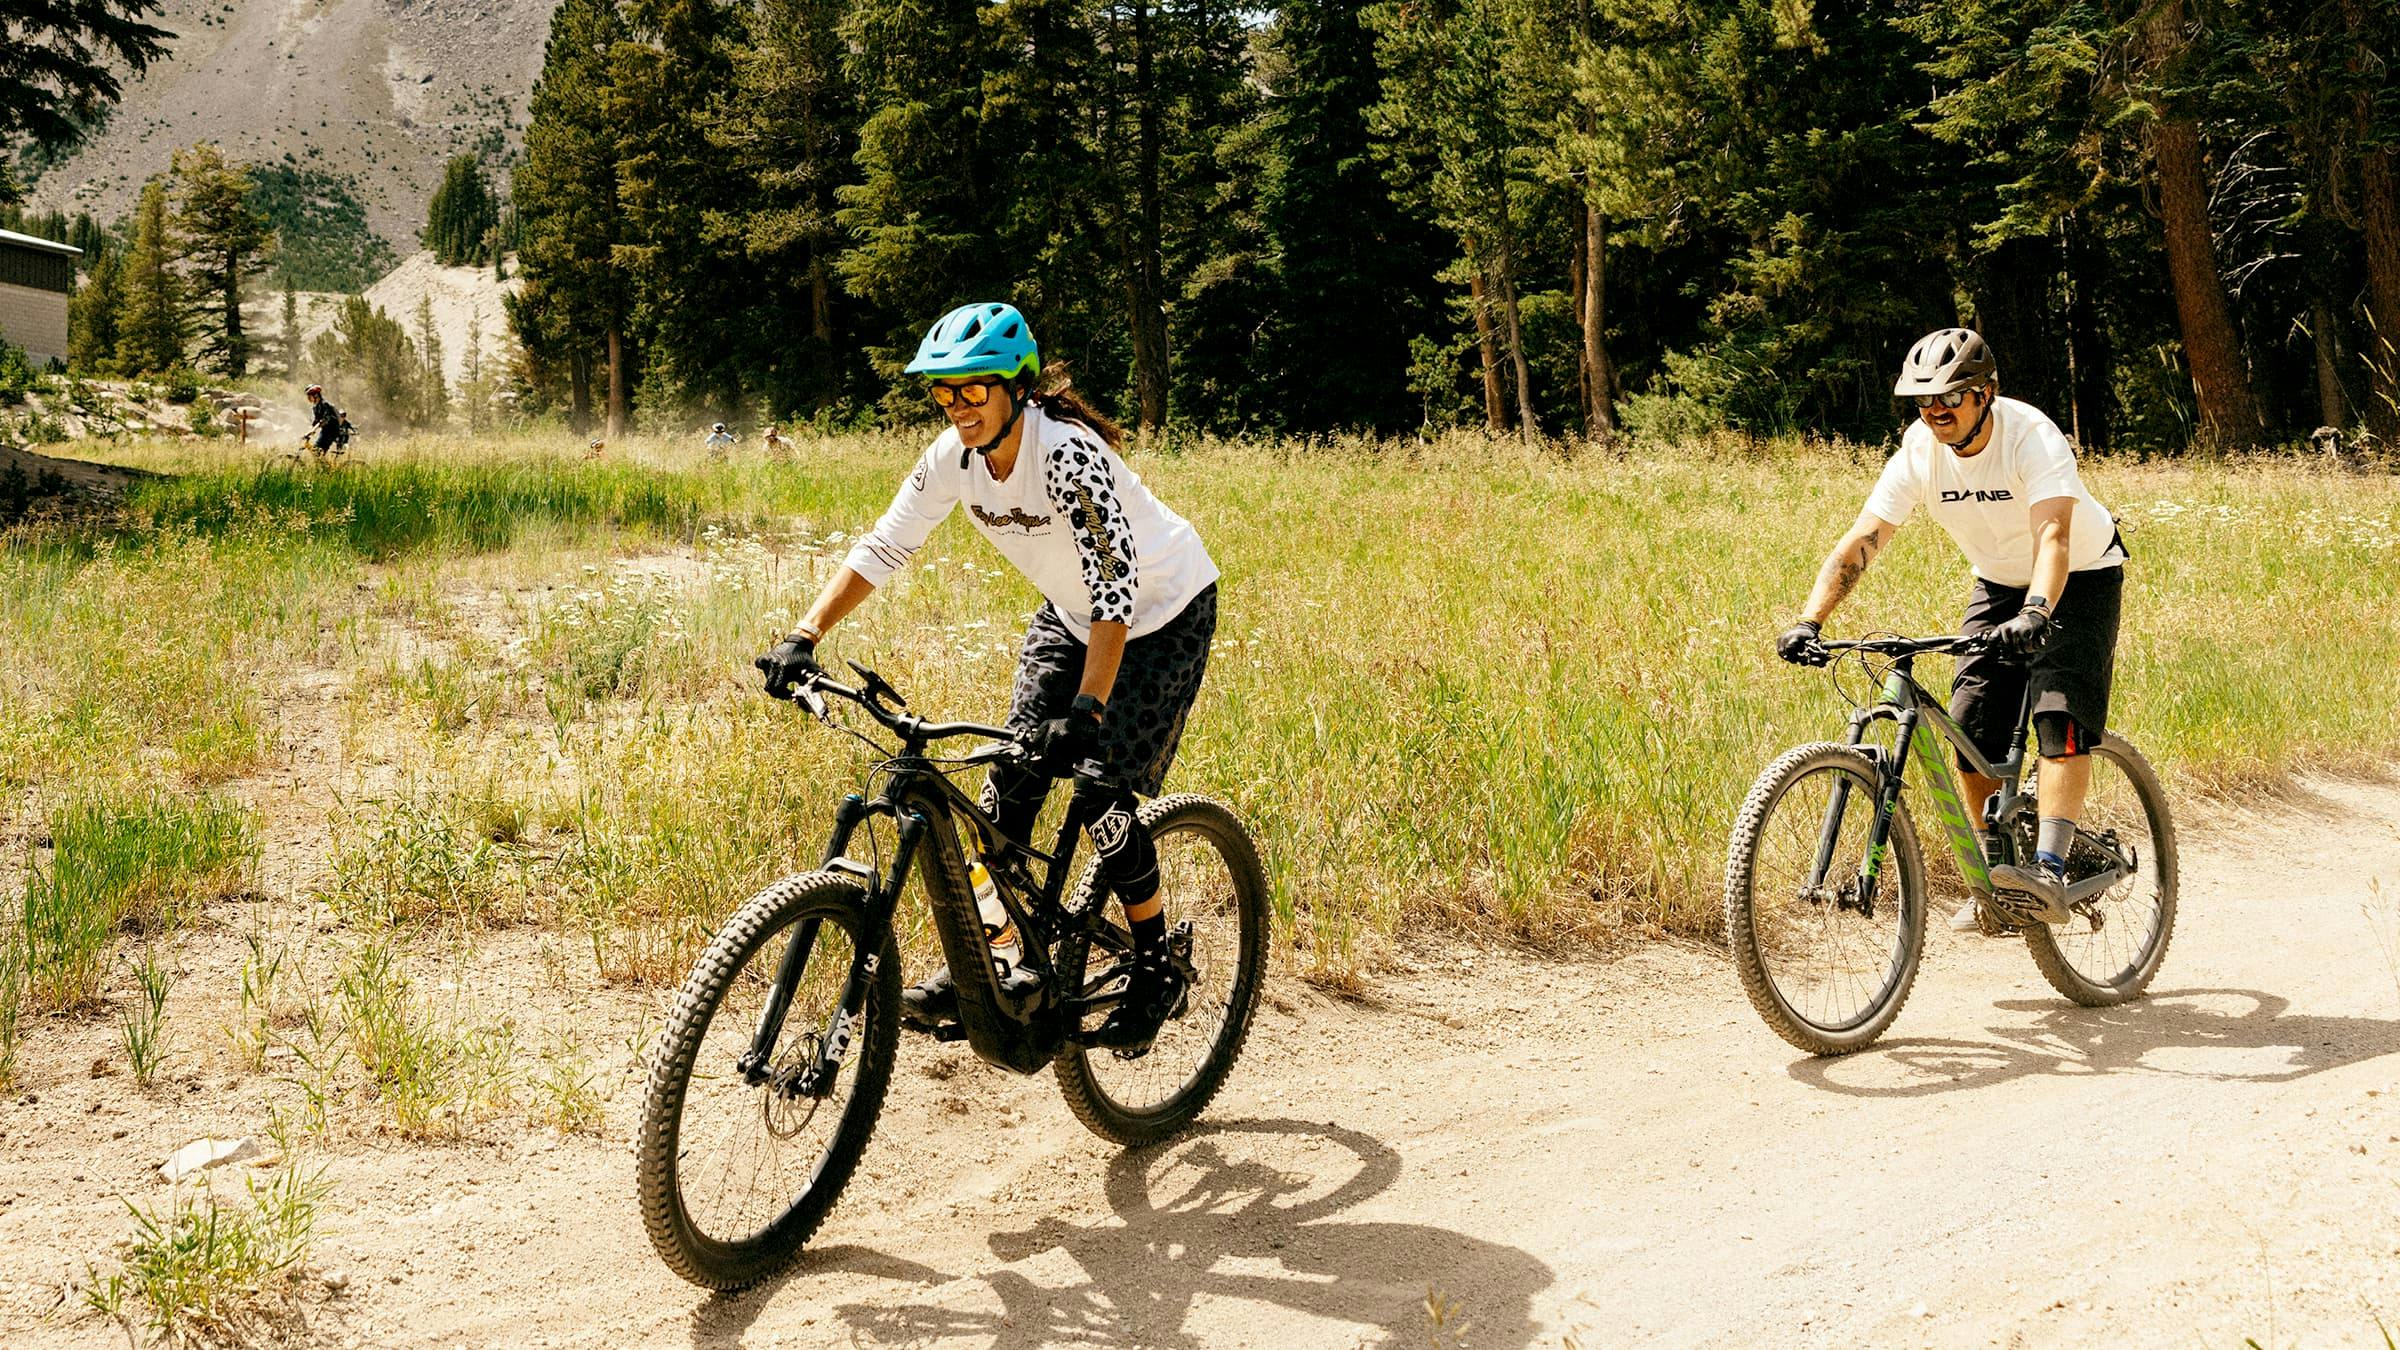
[501,0,2400,451]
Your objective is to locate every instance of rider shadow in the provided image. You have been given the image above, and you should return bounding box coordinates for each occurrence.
[809,1117,1553,1350]
[1787,986,2400,1099]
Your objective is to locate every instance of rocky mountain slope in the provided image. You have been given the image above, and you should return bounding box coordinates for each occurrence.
[20,0,556,254]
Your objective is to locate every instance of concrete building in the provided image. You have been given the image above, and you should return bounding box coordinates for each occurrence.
[0,228,83,368]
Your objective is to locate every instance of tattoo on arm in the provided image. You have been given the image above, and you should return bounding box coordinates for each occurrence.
[1815,533,1882,614]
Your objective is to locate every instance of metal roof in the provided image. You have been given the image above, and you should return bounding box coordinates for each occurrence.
[0,228,83,259]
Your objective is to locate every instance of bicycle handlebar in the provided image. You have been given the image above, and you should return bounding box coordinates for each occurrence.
[1818,633,1990,658]
[781,665,1029,761]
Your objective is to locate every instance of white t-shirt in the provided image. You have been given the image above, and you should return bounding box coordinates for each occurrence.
[1864,397,2124,588]
[842,404,1220,641]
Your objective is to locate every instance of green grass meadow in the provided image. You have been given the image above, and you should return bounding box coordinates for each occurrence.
[3,430,2396,1008]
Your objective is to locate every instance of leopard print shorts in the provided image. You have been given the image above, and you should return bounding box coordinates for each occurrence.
[1004,584,1217,796]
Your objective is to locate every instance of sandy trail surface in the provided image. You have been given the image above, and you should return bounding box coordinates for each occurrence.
[6,775,2397,1348]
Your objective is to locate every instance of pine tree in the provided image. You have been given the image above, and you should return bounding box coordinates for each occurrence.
[172,142,272,379]
[412,292,448,429]
[425,155,499,267]
[114,177,185,376]
[279,279,299,378]
[514,0,630,436]
[611,0,742,412]
[1,0,173,200]
[68,240,124,373]
[711,0,863,413]
[1226,0,1446,435]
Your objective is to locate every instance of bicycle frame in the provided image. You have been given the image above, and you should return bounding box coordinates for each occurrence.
[1812,636,2134,917]
[739,672,1135,1091]
[1835,652,2029,904]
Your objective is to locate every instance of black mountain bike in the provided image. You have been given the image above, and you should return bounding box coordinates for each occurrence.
[635,663,1270,1289]
[1723,633,2177,1055]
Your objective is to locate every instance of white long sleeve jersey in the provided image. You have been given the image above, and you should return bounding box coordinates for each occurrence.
[841,404,1220,642]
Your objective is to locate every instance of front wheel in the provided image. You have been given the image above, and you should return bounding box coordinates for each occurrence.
[1724,742,1930,1055]
[636,872,900,1290]
[1054,794,1270,1146]
[2023,734,2178,1006]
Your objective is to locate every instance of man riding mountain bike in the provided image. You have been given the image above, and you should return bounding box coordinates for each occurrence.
[1778,327,2130,933]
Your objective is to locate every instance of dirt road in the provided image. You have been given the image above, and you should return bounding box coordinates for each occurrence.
[7,775,2397,1347]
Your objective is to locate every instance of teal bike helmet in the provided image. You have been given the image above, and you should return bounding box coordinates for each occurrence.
[907,302,1041,460]
[905,302,1041,380]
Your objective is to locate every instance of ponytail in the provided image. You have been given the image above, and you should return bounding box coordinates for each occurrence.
[1028,364,1128,451]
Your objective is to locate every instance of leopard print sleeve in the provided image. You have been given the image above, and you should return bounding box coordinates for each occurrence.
[1043,433,1139,626]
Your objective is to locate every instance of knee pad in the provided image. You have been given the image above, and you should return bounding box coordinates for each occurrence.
[1072,781,1159,902]
[983,764,1050,841]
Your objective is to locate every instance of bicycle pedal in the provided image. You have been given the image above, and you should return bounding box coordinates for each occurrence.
[930,1022,967,1043]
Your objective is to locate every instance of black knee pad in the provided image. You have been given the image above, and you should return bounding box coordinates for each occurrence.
[982,764,1050,842]
[2031,712,2096,760]
[1072,781,1159,903]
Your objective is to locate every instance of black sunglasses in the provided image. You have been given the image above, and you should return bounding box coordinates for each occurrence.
[1910,387,1983,410]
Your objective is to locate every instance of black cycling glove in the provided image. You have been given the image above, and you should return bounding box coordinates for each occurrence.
[1991,605,2053,660]
[754,635,821,699]
[1026,697,1104,776]
[1776,620,1829,667]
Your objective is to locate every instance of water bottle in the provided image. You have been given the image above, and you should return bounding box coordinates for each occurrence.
[967,852,1022,977]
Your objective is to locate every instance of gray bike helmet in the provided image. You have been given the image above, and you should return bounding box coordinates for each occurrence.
[1893,327,1998,396]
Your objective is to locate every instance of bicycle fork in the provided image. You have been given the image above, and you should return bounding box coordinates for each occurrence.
[1808,706,1922,918]
[738,796,928,1099]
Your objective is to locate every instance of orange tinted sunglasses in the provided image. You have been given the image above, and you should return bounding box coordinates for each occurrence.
[929,379,1005,409]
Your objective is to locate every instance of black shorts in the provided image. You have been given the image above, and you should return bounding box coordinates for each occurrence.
[1950,564,2123,765]
[1005,584,1217,796]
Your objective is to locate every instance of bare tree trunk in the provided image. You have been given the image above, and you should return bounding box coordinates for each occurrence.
[1494,257,1538,442]
[570,347,592,435]
[2064,216,2111,449]
[2146,0,2261,446]
[223,268,248,380]
[2359,145,2400,435]
[1582,206,1617,441]
[808,249,833,345]
[1469,262,1504,432]
[2312,299,2348,430]
[606,325,627,442]
[2344,0,2400,436]
[1570,209,1591,427]
[1128,0,1170,435]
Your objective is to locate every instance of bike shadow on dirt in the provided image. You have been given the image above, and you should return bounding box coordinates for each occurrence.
[689,1117,1553,1350]
[1785,986,2400,1099]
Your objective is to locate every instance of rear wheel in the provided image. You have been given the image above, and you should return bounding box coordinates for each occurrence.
[636,873,900,1289]
[1054,794,1270,1146]
[2023,734,2177,1006]
[1725,743,1929,1055]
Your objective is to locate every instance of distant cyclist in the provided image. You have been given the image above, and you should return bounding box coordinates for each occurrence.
[1777,328,2129,932]
[762,424,791,457]
[302,385,344,463]
[754,302,1220,1052]
[704,422,736,460]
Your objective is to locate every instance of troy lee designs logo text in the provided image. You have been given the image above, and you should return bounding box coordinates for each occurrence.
[1940,488,2015,503]
[970,504,1052,531]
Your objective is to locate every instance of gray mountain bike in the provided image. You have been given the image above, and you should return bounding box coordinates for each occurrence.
[1723,633,2177,1055]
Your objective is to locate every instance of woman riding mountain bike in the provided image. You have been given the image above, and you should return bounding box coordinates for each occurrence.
[756,301,1221,1054]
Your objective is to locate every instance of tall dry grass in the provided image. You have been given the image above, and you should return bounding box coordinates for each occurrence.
[0,429,2392,991]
